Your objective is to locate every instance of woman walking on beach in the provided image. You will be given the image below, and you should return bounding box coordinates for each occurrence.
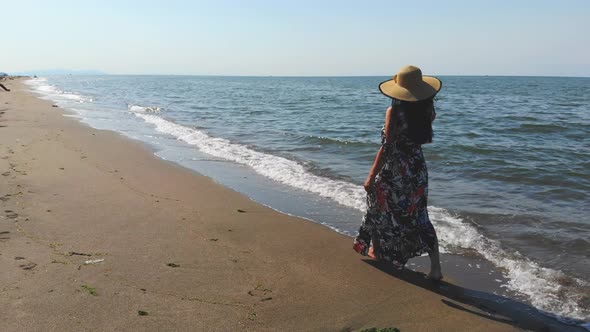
[353,65,443,280]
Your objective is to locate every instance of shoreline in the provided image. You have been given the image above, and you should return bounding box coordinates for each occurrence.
[0,78,584,331]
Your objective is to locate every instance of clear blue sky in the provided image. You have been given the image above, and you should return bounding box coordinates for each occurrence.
[2,0,589,76]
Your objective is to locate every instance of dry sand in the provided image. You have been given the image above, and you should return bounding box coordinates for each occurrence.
[0,79,566,331]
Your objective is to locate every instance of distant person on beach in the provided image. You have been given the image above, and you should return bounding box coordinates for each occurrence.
[0,76,10,92]
[0,73,10,91]
[353,65,443,280]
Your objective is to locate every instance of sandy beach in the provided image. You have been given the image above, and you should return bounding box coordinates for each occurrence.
[0,78,582,331]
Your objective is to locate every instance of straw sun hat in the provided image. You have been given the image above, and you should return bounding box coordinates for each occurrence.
[379,65,442,102]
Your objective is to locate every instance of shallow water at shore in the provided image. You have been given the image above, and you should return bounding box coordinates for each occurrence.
[25,75,590,322]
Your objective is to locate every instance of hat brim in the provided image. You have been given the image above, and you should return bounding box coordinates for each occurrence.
[379,75,442,102]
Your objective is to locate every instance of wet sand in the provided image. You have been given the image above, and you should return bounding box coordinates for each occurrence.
[0,78,581,331]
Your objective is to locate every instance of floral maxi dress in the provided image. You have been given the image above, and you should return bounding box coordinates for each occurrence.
[354,108,438,265]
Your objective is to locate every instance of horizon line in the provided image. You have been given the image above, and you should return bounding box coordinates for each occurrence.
[12,72,590,79]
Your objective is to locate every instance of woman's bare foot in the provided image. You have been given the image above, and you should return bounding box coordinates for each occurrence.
[368,246,377,259]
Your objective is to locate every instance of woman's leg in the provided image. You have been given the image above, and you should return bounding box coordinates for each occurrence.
[427,238,443,280]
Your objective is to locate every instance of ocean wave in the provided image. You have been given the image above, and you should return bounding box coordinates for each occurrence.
[513,123,568,134]
[131,111,367,211]
[430,207,589,322]
[302,135,375,147]
[130,111,588,321]
[25,77,93,103]
[128,104,163,113]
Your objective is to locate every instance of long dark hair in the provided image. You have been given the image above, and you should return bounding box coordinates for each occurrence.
[392,97,435,144]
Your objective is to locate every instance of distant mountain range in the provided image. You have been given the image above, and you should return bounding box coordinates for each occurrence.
[9,69,107,76]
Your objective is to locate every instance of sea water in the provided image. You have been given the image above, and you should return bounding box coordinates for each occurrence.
[25,75,590,322]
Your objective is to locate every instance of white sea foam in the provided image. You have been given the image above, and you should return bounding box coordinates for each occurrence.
[131,107,588,322]
[25,77,92,103]
[429,207,588,323]
[128,104,163,113]
[132,110,367,211]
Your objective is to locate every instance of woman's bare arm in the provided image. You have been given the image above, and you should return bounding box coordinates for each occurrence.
[364,106,395,191]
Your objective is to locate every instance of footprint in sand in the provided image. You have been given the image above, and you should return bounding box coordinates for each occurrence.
[19,262,37,270]
[0,194,10,202]
[4,210,18,219]
[1,172,10,176]
[247,284,273,302]
[0,231,9,241]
